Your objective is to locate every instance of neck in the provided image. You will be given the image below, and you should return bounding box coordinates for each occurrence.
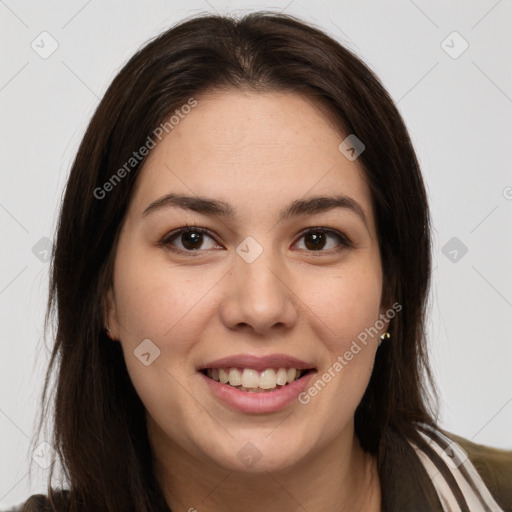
[150,421,381,512]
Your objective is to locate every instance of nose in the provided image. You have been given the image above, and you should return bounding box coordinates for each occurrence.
[218,250,299,336]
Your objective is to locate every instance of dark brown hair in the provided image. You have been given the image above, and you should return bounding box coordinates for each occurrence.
[34,10,438,512]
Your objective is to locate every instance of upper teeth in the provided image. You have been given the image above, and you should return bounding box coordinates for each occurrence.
[206,367,302,390]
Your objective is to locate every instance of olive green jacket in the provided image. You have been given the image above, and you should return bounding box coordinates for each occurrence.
[380,428,512,511]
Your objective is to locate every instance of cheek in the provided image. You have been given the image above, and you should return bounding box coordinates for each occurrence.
[297,264,382,435]
[113,247,215,344]
[112,258,206,421]
[308,260,383,354]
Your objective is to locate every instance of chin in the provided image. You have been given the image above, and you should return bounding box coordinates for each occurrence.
[203,432,311,474]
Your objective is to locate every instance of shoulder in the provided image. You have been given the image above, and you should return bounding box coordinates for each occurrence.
[443,429,512,511]
[5,490,70,512]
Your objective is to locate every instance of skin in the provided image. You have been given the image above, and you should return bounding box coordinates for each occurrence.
[106,89,389,512]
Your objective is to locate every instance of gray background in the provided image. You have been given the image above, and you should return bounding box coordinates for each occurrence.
[1,0,511,508]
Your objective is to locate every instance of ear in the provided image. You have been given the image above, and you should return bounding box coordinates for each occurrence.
[379,299,401,335]
[103,286,120,340]
[377,310,391,336]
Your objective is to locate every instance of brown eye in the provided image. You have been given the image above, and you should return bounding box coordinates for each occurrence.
[178,230,203,250]
[161,227,222,253]
[295,228,352,252]
[304,231,327,250]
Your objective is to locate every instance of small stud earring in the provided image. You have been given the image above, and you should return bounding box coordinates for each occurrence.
[105,325,115,340]
[378,332,390,347]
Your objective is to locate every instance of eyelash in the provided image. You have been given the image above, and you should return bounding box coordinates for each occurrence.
[159,224,353,256]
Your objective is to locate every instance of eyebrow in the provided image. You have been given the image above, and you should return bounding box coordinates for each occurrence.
[142,193,368,228]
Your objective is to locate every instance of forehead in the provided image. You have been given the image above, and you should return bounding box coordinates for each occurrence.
[128,89,374,225]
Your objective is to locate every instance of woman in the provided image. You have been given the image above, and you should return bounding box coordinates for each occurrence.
[13,11,511,512]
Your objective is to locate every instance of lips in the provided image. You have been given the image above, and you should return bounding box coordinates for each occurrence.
[198,353,315,372]
[199,367,317,413]
[197,353,317,412]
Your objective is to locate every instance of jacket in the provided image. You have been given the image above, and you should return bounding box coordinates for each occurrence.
[379,424,512,511]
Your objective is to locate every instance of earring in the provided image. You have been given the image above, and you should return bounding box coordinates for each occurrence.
[105,325,115,340]
[378,332,390,347]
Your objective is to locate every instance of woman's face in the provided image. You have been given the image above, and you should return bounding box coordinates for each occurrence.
[106,89,388,473]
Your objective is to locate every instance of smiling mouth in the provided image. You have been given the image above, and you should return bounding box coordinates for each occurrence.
[200,367,316,392]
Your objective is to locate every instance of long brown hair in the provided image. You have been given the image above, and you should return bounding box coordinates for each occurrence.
[35,11,438,511]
